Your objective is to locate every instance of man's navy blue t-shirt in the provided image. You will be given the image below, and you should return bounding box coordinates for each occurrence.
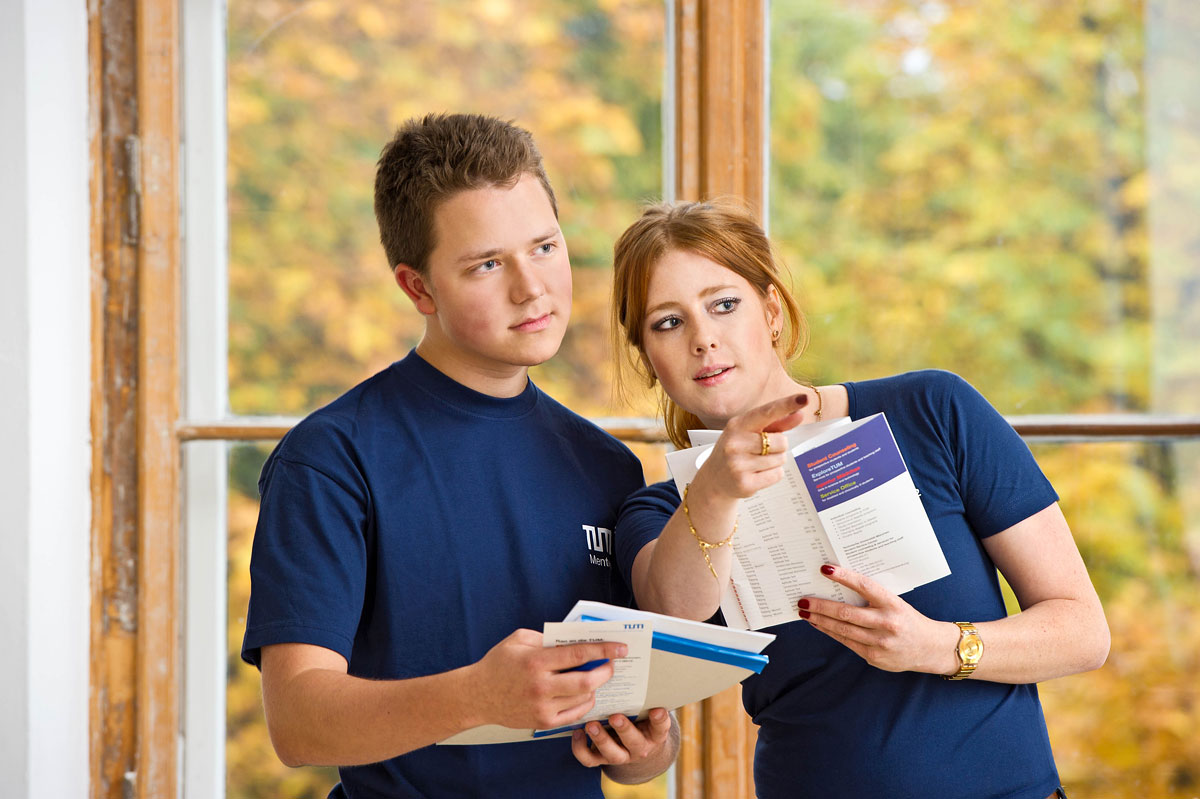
[242,350,644,799]
[615,371,1062,799]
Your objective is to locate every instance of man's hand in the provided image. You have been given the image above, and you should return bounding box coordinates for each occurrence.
[468,628,629,730]
[571,708,679,784]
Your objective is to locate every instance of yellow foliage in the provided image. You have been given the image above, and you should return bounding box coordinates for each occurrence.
[306,1,337,22]
[601,772,668,799]
[353,4,390,39]
[308,43,361,81]
[523,15,559,47]
[476,0,515,26]
[227,91,270,128]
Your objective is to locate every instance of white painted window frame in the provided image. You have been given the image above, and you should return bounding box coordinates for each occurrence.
[181,1,231,796]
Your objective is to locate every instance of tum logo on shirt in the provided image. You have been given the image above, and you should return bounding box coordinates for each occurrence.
[583,524,612,568]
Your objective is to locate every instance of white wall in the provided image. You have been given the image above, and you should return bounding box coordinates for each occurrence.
[0,0,93,796]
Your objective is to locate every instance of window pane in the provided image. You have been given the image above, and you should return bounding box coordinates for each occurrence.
[768,0,1200,415]
[227,0,665,418]
[226,442,339,797]
[1032,440,1200,796]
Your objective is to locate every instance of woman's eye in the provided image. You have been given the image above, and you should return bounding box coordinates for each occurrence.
[714,297,740,313]
[651,316,681,332]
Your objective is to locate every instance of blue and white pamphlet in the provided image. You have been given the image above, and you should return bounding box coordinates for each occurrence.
[438,602,774,745]
[672,413,951,630]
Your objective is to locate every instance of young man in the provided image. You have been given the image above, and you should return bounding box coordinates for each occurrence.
[241,113,678,797]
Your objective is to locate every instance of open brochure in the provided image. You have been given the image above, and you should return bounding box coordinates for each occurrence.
[438,601,775,745]
[667,413,951,631]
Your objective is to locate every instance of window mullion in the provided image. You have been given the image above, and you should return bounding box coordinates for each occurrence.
[674,1,766,798]
[134,0,184,796]
[181,0,230,797]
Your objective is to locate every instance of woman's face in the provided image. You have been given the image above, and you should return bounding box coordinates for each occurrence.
[640,248,784,428]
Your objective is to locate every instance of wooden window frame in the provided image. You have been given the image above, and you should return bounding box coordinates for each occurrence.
[89,1,1200,798]
[89,1,180,798]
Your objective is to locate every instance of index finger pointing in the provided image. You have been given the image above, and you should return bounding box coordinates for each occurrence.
[730,393,809,434]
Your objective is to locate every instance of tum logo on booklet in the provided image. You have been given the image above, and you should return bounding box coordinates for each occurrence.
[582,524,612,568]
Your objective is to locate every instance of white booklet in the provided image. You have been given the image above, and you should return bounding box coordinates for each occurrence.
[541,621,652,724]
[438,601,775,745]
[667,413,951,630]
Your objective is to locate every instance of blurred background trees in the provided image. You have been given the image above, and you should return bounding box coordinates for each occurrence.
[770,0,1153,411]
[226,0,664,418]
[224,1,1198,796]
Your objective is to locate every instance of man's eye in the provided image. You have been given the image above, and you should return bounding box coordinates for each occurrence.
[476,259,500,272]
[537,242,555,255]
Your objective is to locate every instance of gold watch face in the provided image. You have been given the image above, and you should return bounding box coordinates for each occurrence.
[959,635,983,663]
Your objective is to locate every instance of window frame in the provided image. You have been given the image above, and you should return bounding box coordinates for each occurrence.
[180,0,230,795]
[88,1,182,797]
[90,1,1200,798]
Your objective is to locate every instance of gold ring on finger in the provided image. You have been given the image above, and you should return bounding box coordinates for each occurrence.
[760,431,771,456]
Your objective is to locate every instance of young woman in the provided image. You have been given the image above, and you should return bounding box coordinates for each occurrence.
[609,200,1109,799]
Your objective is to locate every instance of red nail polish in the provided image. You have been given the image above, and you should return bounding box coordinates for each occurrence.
[820,565,835,575]
[799,610,811,619]
[798,598,810,610]
[796,394,809,406]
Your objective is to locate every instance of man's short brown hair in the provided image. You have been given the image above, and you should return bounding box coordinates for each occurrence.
[373,113,558,275]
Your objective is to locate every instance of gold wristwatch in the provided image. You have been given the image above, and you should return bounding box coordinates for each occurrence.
[945,621,983,680]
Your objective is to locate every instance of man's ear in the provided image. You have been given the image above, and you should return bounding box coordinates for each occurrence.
[394,264,437,315]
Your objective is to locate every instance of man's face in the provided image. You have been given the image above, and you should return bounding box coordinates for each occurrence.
[403,173,572,394]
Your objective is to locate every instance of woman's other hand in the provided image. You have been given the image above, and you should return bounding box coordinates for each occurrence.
[798,564,959,676]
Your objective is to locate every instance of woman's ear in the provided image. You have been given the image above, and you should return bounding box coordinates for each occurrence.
[394,264,437,315]
[764,284,784,335]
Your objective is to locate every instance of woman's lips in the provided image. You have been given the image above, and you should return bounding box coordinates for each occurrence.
[513,313,552,333]
[694,365,734,386]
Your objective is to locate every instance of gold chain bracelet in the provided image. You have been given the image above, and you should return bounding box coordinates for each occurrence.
[682,483,738,580]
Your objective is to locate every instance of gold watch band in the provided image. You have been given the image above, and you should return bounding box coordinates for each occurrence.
[945,621,983,680]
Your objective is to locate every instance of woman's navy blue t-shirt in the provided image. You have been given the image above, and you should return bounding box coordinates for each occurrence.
[615,370,1062,799]
[241,350,644,799]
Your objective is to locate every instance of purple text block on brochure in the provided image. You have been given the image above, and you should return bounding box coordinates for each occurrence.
[796,414,907,512]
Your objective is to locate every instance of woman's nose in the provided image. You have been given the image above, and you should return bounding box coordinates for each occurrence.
[691,324,718,354]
